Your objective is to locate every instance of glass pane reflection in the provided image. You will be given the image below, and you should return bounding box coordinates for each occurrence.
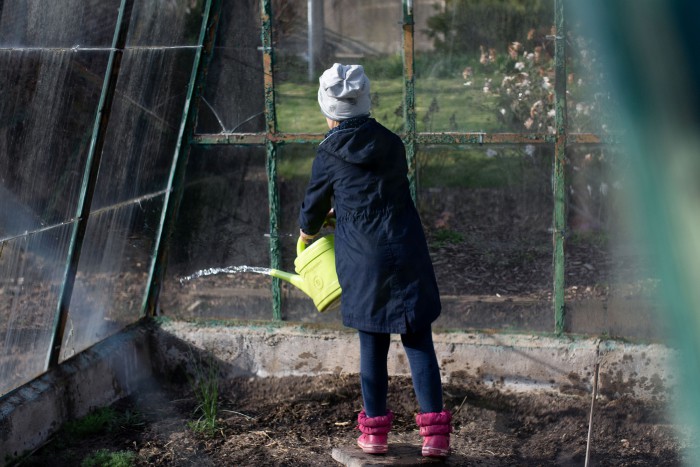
[195,1,264,134]
[60,198,161,361]
[0,224,73,396]
[92,49,196,210]
[126,0,204,47]
[0,51,109,237]
[0,0,119,48]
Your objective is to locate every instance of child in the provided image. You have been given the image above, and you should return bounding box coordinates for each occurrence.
[298,63,452,458]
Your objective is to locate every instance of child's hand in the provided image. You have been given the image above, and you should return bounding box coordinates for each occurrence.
[299,229,318,244]
[323,209,336,229]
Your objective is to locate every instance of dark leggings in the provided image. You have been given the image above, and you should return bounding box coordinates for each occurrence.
[359,327,443,418]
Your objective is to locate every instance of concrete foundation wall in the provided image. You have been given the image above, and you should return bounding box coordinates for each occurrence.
[0,326,152,464]
[155,321,677,401]
[0,321,678,465]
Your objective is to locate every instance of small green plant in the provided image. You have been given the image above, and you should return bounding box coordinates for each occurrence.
[568,230,609,249]
[62,407,144,440]
[81,449,136,467]
[431,228,465,248]
[186,350,220,436]
[64,407,119,439]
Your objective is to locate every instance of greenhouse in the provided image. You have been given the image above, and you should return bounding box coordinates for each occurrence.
[1,0,699,465]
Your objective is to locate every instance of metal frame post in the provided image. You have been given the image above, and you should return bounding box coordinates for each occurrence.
[261,0,282,320]
[47,0,135,368]
[402,0,417,201]
[552,0,567,334]
[144,0,223,316]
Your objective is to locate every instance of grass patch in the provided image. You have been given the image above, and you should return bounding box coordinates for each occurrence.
[81,449,136,467]
[419,146,537,189]
[11,406,144,466]
[276,78,502,134]
[64,407,120,439]
[431,228,465,248]
[187,351,220,437]
[62,407,144,440]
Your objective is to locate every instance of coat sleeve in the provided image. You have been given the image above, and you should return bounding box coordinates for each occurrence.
[298,152,333,235]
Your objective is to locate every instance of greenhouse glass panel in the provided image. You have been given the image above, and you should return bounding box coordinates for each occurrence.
[59,197,161,361]
[0,51,109,236]
[565,146,664,339]
[0,224,73,397]
[126,0,204,47]
[195,0,264,134]
[417,144,553,332]
[91,48,197,210]
[0,0,119,48]
[415,0,555,133]
[161,145,273,321]
[274,0,402,134]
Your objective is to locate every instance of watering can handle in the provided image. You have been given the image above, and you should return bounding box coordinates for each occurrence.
[297,236,307,256]
[297,216,335,255]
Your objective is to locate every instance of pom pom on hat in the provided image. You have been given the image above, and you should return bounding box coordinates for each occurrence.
[318,63,371,121]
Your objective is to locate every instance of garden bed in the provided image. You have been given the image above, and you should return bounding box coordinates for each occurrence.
[19,374,688,466]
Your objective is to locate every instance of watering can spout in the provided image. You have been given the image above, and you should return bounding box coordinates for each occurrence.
[267,235,342,312]
[269,269,310,296]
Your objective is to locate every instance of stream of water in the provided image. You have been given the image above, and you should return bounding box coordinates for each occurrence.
[179,265,273,284]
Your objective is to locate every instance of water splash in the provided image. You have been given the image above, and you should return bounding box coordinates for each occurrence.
[179,265,273,284]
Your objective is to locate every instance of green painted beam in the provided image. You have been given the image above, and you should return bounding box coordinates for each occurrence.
[553,0,567,334]
[402,0,417,201]
[261,0,282,321]
[191,131,616,146]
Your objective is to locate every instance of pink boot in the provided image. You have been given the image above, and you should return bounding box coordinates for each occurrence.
[357,410,393,454]
[416,410,452,458]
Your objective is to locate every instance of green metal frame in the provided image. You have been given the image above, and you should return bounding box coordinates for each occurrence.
[402,0,417,200]
[178,0,597,333]
[552,0,567,334]
[261,0,283,321]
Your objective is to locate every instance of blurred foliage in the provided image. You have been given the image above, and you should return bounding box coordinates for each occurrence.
[489,24,618,135]
[424,0,553,55]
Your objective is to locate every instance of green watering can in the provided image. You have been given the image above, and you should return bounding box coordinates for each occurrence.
[269,235,342,312]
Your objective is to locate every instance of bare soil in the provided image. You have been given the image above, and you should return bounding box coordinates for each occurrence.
[19,373,687,466]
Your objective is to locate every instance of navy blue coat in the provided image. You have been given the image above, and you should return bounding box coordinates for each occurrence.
[299,118,441,333]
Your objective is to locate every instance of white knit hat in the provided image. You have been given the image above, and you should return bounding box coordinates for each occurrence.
[317,63,371,121]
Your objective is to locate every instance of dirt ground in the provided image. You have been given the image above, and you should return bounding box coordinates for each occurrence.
[19,373,688,467]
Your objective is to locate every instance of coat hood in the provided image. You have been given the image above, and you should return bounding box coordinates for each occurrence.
[319,119,401,166]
